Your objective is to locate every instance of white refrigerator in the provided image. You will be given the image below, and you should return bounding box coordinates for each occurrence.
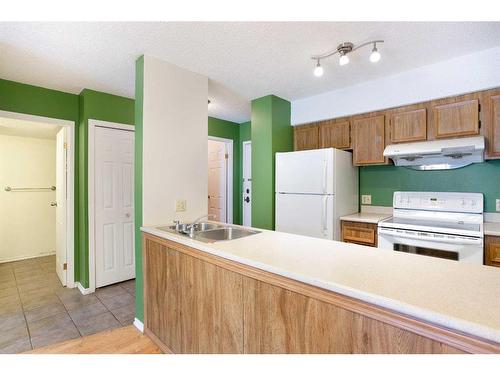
[275,148,358,240]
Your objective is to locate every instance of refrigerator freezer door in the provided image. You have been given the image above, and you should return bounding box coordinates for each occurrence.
[276,149,334,194]
[275,193,334,240]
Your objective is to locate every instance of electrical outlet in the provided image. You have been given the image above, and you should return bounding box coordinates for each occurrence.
[496,199,500,212]
[361,195,372,205]
[175,199,186,212]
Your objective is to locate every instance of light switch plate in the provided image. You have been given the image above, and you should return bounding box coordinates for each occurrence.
[496,199,500,212]
[175,199,186,212]
[361,195,372,205]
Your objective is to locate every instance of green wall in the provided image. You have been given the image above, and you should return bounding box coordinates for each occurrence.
[208,117,242,225]
[0,78,79,121]
[360,160,500,212]
[77,89,135,287]
[134,56,145,322]
[251,95,292,230]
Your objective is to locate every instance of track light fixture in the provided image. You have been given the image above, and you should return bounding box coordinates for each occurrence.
[313,59,324,77]
[311,40,384,76]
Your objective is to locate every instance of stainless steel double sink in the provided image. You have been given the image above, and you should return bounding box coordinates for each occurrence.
[157,222,260,243]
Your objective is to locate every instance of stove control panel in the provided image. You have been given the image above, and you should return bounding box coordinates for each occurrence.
[393,192,483,213]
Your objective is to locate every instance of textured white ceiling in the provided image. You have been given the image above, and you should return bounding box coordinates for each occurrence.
[0,117,60,139]
[1,22,500,123]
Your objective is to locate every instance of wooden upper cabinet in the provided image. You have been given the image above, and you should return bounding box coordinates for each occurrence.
[488,94,500,157]
[294,124,319,151]
[352,115,386,165]
[389,108,427,143]
[319,119,351,149]
[433,99,479,138]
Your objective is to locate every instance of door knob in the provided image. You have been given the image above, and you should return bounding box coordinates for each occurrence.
[50,202,57,207]
[244,197,250,203]
[125,213,130,218]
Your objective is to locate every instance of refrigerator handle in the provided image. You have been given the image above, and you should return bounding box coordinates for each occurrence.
[322,196,328,234]
[322,159,327,194]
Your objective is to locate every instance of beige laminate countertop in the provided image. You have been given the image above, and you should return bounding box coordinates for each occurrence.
[340,212,392,224]
[484,222,500,236]
[141,223,500,344]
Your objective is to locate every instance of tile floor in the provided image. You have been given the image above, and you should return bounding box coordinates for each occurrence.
[0,255,136,353]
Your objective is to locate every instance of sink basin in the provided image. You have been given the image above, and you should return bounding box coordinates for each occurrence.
[194,227,260,242]
[193,222,221,231]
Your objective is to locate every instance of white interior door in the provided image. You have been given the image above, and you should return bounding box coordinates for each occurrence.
[242,141,252,227]
[55,128,67,286]
[95,127,135,288]
[208,140,227,222]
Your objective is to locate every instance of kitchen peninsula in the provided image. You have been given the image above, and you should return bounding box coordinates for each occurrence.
[141,224,500,354]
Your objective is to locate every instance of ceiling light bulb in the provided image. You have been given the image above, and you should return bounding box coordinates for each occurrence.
[339,54,349,66]
[313,60,324,77]
[370,45,381,63]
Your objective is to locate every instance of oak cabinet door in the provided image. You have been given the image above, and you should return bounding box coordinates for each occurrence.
[144,239,182,353]
[488,95,500,157]
[390,108,427,143]
[433,99,479,138]
[294,124,319,151]
[319,120,351,149]
[352,115,386,165]
[485,236,500,267]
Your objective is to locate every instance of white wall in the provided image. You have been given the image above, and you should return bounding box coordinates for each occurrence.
[0,134,56,262]
[292,46,500,125]
[142,55,208,226]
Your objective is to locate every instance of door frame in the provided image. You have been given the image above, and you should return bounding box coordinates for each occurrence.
[0,110,75,288]
[88,119,135,293]
[207,136,233,224]
[242,140,252,226]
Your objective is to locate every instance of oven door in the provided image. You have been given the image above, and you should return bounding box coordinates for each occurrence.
[377,227,483,264]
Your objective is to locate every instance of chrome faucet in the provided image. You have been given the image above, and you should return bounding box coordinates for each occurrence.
[192,213,216,226]
[187,214,216,236]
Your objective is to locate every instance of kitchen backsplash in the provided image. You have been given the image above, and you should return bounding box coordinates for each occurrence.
[360,160,500,212]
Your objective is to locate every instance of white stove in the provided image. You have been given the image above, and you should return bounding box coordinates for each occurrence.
[378,192,484,264]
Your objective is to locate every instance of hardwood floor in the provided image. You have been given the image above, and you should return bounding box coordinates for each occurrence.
[26,325,161,354]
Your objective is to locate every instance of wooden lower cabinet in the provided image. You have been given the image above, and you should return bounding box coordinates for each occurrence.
[144,237,243,353]
[143,233,499,354]
[341,220,378,247]
[243,279,461,354]
[485,235,500,267]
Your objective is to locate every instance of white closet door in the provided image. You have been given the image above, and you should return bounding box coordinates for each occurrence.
[95,127,135,288]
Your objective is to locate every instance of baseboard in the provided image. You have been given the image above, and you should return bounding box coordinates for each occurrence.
[0,251,56,264]
[76,282,94,295]
[133,318,144,332]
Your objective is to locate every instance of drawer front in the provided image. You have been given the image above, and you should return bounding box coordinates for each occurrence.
[341,221,377,247]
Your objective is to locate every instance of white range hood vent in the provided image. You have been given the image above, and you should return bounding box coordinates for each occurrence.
[383,136,485,170]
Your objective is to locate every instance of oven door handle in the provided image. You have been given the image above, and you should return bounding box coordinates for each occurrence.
[378,228,483,245]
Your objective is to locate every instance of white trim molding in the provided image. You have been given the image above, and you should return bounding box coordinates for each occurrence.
[208,135,234,224]
[133,318,144,332]
[0,110,76,289]
[88,119,135,293]
[76,282,94,295]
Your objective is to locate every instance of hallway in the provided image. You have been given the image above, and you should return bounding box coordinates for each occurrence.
[0,255,136,353]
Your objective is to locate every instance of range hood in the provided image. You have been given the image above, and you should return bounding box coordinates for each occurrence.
[383,136,485,170]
